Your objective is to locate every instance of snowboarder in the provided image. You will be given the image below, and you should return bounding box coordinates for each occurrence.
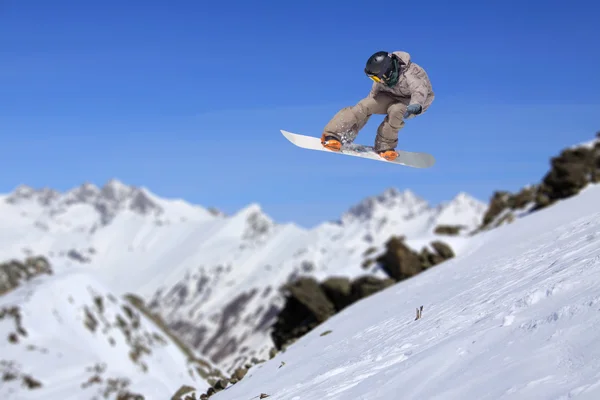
[320,51,435,161]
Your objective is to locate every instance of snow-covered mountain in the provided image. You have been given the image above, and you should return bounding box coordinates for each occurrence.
[0,266,209,399]
[0,180,487,374]
[208,183,600,400]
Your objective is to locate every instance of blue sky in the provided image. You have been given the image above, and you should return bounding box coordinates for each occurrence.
[1,0,599,228]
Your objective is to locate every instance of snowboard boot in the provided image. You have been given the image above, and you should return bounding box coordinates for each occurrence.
[320,134,342,151]
[378,149,399,161]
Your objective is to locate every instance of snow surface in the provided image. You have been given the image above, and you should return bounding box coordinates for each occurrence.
[212,184,600,400]
[0,181,487,372]
[0,270,208,399]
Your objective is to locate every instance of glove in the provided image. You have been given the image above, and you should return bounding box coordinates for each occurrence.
[404,104,422,119]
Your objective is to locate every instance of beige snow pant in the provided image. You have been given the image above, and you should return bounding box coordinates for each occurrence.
[322,92,421,153]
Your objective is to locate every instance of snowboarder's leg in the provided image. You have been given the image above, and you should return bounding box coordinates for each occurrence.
[374,100,410,160]
[321,94,393,151]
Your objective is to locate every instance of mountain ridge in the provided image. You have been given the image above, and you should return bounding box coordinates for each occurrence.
[1,180,485,231]
[0,180,486,375]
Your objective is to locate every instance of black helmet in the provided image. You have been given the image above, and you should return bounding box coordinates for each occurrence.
[364,51,402,87]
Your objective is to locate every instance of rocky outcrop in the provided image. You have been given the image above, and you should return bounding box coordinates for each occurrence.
[480,188,531,229]
[270,236,454,352]
[375,236,423,280]
[375,237,455,281]
[350,275,396,300]
[270,277,336,350]
[478,131,600,231]
[0,256,52,296]
[433,224,466,236]
[420,241,455,269]
[535,139,600,207]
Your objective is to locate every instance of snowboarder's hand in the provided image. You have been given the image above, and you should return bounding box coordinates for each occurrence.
[404,104,422,119]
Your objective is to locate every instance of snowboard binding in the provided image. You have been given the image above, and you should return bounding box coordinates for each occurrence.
[320,134,342,152]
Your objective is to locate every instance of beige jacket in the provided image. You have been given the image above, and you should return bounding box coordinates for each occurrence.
[368,51,434,111]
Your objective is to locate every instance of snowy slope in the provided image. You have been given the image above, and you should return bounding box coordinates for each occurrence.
[0,180,487,373]
[0,269,209,400]
[211,184,600,400]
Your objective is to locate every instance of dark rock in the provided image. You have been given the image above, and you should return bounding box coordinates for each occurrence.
[431,241,455,260]
[350,276,395,301]
[284,278,336,323]
[419,248,443,268]
[376,236,423,281]
[213,378,228,390]
[233,367,248,380]
[270,277,335,350]
[509,186,536,209]
[478,132,600,230]
[481,191,511,227]
[320,277,352,311]
[21,375,42,389]
[433,225,464,236]
[535,146,598,208]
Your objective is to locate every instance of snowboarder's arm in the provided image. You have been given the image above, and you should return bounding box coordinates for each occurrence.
[405,71,429,108]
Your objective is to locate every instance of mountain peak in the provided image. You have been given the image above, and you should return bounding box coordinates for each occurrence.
[1,179,222,231]
[63,182,100,204]
[5,184,60,206]
[433,192,487,230]
[379,187,420,201]
[2,179,193,226]
[12,184,36,198]
[374,188,427,207]
[448,192,486,207]
[341,187,429,224]
[100,179,133,202]
[235,202,263,216]
[229,203,275,242]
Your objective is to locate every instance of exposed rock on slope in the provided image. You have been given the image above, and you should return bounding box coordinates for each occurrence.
[0,256,52,296]
[270,238,455,351]
[376,237,455,280]
[478,131,600,231]
[433,224,466,236]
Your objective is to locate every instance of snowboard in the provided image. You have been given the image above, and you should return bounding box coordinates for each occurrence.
[280,130,435,169]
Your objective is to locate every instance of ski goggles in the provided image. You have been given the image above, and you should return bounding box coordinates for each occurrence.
[366,74,383,83]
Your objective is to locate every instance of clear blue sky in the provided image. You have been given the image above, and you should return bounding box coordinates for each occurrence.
[1,0,599,228]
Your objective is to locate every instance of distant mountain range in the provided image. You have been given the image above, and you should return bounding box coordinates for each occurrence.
[0,179,486,375]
